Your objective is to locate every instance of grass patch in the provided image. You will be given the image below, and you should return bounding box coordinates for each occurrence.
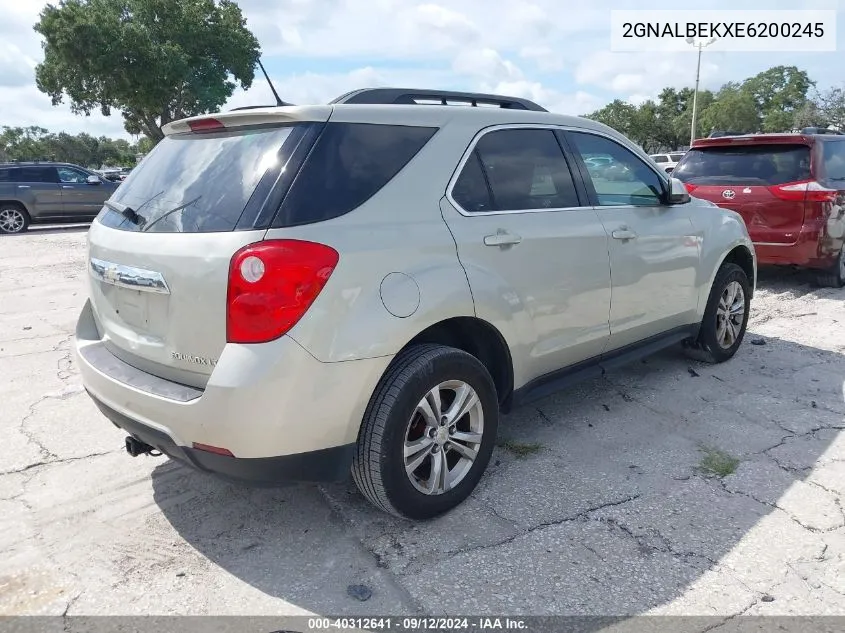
[498,440,543,458]
[699,447,740,477]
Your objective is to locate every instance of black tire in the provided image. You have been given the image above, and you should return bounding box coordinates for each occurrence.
[0,204,30,234]
[815,248,845,288]
[352,344,498,520]
[693,263,751,363]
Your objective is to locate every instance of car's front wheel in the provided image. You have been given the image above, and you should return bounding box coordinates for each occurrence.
[352,344,498,519]
[692,262,752,363]
[0,205,30,234]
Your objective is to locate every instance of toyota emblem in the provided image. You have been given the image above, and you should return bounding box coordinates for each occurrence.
[722,189,736,200]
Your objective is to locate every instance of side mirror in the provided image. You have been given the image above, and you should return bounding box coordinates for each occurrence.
[87,175,101,185]
[667,177,690,204]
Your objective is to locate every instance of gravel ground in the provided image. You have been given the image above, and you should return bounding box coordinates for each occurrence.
[0,226,843,621]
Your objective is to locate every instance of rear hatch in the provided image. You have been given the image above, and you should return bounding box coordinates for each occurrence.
[86,109,329,388]
[673,142,812,244]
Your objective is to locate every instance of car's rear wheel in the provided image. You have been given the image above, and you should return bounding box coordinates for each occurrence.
[352,344,498,519]
[815,247,845,288]
[690,262,751,363]
[0,205,30,234]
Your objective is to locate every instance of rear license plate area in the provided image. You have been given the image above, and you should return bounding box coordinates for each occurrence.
[114,289,150,330]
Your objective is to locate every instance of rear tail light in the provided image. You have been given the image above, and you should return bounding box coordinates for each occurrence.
[226,240,339,344]
[188,118,225,133]
[769,180,838,203]
[684,183,699,193]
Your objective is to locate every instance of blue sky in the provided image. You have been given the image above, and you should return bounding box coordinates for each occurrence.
[1,0,843,139]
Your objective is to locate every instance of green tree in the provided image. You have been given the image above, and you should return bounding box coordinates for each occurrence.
[741,66,814,132]
[698,85,760,135]
[34,0,261,142]
[793,100,828,129]
[814,86,845,130]
[584,99,639,137]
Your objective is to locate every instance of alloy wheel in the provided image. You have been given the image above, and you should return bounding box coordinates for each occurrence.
[403,380,484,495]
[0,208,25,233]
[715,281,745,349]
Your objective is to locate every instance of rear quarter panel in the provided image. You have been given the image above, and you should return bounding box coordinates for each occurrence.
[266,116,484,363]
[0,182,33,215]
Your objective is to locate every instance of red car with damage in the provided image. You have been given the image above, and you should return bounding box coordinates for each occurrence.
[672,133,845,287]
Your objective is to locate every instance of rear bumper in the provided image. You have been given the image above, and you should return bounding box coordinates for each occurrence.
[75,299,393,483]
[89,394,355,484]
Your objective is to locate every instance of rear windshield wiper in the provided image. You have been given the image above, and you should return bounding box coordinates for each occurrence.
[141,196,203,232]
[103,199,143,226]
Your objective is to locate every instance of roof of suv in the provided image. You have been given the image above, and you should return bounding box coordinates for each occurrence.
[162,87,617,138]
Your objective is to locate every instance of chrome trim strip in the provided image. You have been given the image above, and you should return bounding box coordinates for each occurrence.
[444,123,669,218]
[89,257,170,295]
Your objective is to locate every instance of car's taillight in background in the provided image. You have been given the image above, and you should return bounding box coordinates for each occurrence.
[769,180,838,203]
[684,183,699,193]
[226,240,339,344]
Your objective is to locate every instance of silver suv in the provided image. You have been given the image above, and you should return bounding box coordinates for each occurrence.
[74,88,756,519]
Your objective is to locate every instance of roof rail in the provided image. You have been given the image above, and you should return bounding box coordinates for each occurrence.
[330,87,548,112]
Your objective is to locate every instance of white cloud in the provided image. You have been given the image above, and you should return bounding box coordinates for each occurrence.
[452,48,523,83]
[1,0,843,137]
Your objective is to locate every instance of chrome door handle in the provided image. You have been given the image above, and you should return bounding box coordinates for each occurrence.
[612,228,637,240]
[17,185,30,189]
[484,231,522,247]
[62,185,74,189]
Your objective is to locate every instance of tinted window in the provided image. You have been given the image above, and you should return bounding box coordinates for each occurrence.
[669,153,685,162]
[452,151,492,213]
[673,144,811,186]
[470,129,579,211]
[57,167,90,183]
[274,123,437,227]
[0,168,13,182]
[820,140,845,182]
[569,132,663,206]
[652,155,668,163]
[101,126,298,233]
[19,166,58,183]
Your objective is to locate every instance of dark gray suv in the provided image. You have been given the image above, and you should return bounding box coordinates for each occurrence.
[0,162,120,234]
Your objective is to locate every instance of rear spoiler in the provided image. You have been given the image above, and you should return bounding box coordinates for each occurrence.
[161,106,333,136]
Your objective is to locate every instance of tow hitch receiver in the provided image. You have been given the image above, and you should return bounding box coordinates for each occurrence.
[125,436,160,457]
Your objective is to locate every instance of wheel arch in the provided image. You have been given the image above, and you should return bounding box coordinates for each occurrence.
[400,316,515,411]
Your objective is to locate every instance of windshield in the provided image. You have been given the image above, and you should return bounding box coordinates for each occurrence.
[99,125,299,233]
[673,144,811,186]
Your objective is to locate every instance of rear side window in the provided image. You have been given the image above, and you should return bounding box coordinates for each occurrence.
[452,151,493,213]
[0,168,13,182]
[674,145,811,186]
[273,123,437,227]
[455,128,579,212]
[820,140,845,182]
[652,155,668,163]
[19,166,58,183]
[669,153,684,162]
[100,125,300,233]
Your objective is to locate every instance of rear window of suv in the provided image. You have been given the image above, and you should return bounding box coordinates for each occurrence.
[100,125,301,233]
[99,122,437,233]
[673,144,811,186]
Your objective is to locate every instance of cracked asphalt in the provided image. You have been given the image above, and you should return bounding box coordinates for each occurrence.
[1,226,844,619]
